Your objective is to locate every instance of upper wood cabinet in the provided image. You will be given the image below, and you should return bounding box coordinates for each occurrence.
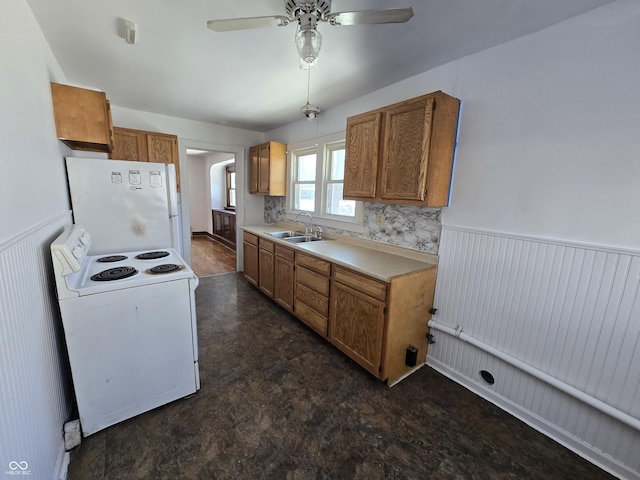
[110,127,181,190]
[50,82,114,153]
[248,141,286,196]
[343,91,460,207]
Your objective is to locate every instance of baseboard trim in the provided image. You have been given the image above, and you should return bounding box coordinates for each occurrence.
[54,444,70,480]
[191,231,214,239]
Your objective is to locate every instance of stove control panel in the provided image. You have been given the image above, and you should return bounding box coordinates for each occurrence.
[51,225,92,275]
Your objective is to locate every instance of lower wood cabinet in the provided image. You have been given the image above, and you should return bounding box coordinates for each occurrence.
[294,253,331,336]
[212,209,236,250]
[242,232,259,287]
[241,230,437,385]
[330,269,387,376]
[274,245,295,313]
[258,238,275,297]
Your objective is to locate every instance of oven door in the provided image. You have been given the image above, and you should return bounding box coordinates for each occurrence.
[59,278,197,436]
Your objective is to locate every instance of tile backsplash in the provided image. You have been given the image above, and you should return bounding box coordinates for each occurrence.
[264,196,441,254]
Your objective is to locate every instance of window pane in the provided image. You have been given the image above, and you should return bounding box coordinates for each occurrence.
[230,172,235,189]
[229,189,236,207]
[326,183,355,217]
[297,153,316,181]
[330,149,345,180]
[294,184,315,211]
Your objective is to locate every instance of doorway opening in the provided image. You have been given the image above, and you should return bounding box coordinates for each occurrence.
[187,148,236,277]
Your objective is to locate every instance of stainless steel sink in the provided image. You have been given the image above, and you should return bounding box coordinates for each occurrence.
[267,231,305,238]
[282,235,325,243]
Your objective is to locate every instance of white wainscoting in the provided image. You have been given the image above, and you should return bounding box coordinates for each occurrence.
[429,225,640,480]
[0,212,73,480]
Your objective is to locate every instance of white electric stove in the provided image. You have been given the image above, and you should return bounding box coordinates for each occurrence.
[51,225,200,436]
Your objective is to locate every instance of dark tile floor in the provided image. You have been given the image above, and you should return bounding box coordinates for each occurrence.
[67,273,614,479]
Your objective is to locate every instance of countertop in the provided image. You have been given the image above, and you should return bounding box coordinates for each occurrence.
[242,224,437,282]
[212,208,236,215]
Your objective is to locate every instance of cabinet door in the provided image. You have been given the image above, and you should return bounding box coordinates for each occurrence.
[344,111,382,199]
[111,128,147,161]
[243,239,259,287]
[274,254,295,313]
[330,281,386,377]
[147,133,180,190]
[50,83,113,153]
[379,97,434,201]
[212,211,223,237]
[258,143,271,194]
[228,215,236,248]
[258,249,275,297]
[249,146,259,194]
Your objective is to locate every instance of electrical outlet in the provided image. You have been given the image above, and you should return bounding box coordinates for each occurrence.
[376,213,385,226]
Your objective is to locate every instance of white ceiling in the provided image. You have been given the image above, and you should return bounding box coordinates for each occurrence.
[26,0,614,132]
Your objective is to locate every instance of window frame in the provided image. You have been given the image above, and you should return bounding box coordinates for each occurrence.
[225,164,236,210]
[286,132,364,232]
[290,146,318,213]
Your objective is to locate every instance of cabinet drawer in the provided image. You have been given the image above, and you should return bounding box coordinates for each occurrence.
[296,266,330,296]
[259,238,275,253]
[295,283,329,317]
[334,266,387,301]
[296,253,331,276]
[275,244,294,262]
[243,232,258,246]
[295,300,328,336]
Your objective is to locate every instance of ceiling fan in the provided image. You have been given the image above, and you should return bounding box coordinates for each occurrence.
[207,0,414,67]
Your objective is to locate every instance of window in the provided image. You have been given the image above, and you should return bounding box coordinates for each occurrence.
[288,133,363,230]
[226,165,236,209]
[292,149,317,212]
[324,143,356,218]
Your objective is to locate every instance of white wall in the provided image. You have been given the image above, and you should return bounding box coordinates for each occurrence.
[210,159,234,209]
[442,0,640,250]
[1,0,71,245]
[1,1,75,479]
[187,152,234,234]
[187,155,209,233]
[268,1,640,478]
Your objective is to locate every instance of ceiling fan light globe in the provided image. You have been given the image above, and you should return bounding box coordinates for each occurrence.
[295,27,322,64]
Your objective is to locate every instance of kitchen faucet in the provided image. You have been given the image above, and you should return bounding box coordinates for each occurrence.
[293,211,313,236]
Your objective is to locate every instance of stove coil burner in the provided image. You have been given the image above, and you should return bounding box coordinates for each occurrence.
[147,264,183,275]
[96,255,128,263]
[135,251,170,260]
[91,266,138,281]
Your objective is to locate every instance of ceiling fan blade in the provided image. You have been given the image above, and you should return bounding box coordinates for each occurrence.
[207,15,291,32]
[328,8,414,26]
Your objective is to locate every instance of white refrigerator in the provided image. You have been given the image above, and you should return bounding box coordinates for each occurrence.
[65,157,182,255]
